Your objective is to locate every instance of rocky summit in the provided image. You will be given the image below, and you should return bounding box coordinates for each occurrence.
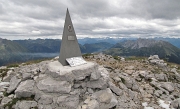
[0,54,180,109]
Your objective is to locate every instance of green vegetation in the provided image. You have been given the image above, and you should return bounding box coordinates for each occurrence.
[0,68,9,78]
[125,56,146,61]
[113,56,120,60]
[7,64,19,68]
[120,77,125,84]
[23,58,51,65]
[82,53,93,58]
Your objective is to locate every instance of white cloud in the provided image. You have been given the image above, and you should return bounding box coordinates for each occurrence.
[0,0,180,40]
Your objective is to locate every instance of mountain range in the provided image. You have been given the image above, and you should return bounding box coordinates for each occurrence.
[104,39,180,64]
[0,37,180,66]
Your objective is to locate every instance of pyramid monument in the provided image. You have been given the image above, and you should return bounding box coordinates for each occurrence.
[59,8,82,66]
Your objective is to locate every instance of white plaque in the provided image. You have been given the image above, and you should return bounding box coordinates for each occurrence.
[68,36,75,40]
[66,56,87,67]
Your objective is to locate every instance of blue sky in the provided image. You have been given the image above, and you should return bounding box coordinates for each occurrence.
[0,0,180,40]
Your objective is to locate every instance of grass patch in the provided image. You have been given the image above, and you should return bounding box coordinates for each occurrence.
[0,68,9,78]
[126,56,146,61]
[7,64,19,68]
[82,53,93,59]
[23,58,51,65]
[120,77,125,84]
[113,56,120,60]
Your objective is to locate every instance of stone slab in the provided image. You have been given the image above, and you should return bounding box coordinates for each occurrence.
[37,77,72,93]
[47,61,98,82]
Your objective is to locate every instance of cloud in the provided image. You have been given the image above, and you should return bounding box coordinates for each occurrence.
[0,0,180,40]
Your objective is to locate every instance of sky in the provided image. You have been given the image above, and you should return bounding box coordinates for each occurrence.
[0,0,180,40]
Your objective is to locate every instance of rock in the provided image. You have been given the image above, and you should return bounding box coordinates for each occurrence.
[7,76,21,93]
[121,57,125,61]
[148,55,159,60]
[0,82,9,91]
[56,95,79,109]
[2,70,16,82]
[86,78,108,89]
[170,98,180,109]
[1,97,12,105]
[90,71,101,80]
[15,80,35,98]
[15,101,37,109]
[37,77,72,93]
[38,104,53,109]
[171,68,180,82]
[150,81,170,95]
[86,99,99,109]
[0,92,3,98]
[22,73,32,80]
[87,88,94,94]
[125,70,134,75]
[123,77,139,91]
[125,66,134,70]
[154,90,163,97]
[160,82,174,92]
[92,88,117,109]
[155,73,168,81]
[108,81,123,96]
[113,76,121,82]
[47,61,98,82]
[148,55,167,69]
[38,95,53,105]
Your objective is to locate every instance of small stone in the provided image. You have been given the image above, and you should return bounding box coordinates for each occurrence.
[87,88,94,94]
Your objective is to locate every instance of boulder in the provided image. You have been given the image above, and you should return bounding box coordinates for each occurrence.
[15,101,37,109]
[1,97,12,105]
[22,73,32,80]
[55,95,79,109]
[2,70,16,82]
[160,82,174,92]
[15,80,35,98]
[170,98,180,109]
[154,73,168,81]
[92,88,118,109]
[90,71,101,80]
[7,76,21,93]
[123,77,139,91]
[47,61,98,82]
[37,77,72,93]
[38,95,53,105]
[108,81,123,96]
[148,55,159,60]
[0,82,9,91]
[86,78,108,89]
[86,99,99,109]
